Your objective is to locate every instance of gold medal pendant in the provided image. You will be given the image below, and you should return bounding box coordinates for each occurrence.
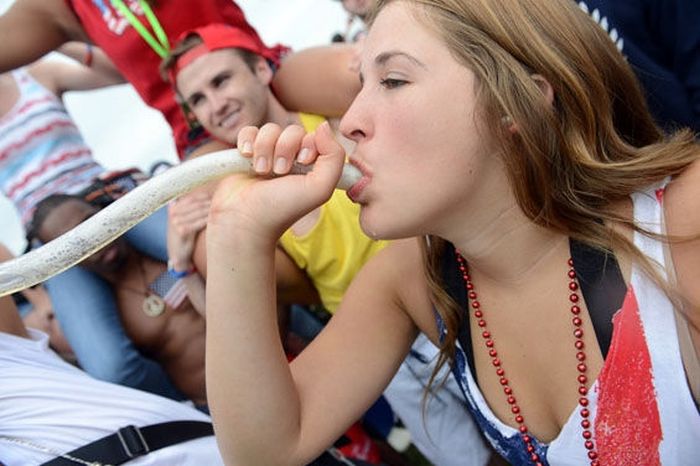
[142,294,166,317]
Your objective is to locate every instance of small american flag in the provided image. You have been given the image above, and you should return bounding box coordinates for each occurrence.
[149,271,188,309]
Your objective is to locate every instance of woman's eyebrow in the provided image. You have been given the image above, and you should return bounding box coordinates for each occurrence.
[375,50,427,69]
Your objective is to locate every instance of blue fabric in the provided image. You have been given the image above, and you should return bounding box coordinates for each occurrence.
[450,344,550,465]
[123,205,169,261]
[288,305,326,342]
[435,261,550,465]
[578,0,700,132]
[362,395,395,440]
[44,207,183,400]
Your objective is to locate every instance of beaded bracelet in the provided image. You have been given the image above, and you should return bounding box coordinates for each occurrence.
[84,43,94,67]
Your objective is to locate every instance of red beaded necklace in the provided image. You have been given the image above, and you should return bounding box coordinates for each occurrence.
[454,252,600,466]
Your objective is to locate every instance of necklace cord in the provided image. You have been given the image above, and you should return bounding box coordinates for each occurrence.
[110,0,169,58]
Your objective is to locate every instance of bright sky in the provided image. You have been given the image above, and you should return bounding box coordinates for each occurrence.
[0,0,354,254]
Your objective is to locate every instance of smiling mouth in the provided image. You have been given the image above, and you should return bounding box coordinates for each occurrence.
[219,110,241,129]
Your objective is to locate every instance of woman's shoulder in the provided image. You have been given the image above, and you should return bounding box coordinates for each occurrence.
[360,238,439,339]
[666,158,700,231]
[664,158,700,316]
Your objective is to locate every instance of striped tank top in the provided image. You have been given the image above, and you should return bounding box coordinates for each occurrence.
[0,68,104,228]
[440,179,700,465]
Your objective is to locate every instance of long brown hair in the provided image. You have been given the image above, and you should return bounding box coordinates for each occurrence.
[371,0,699,387]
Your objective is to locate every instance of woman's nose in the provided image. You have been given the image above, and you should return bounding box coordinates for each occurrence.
[339,96,369,142]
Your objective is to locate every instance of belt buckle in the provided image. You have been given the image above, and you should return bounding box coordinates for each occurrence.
[117,425,150,458]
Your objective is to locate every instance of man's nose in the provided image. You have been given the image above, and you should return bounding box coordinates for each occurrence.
[210,92,229,115]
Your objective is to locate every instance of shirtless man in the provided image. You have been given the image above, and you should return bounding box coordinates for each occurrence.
[32,194,207,406]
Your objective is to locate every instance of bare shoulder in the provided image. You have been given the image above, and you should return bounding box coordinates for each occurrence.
[272,44,361,117]
[666,158,700,235]
[0,0,87,72]
[27,0,87,40]
[665,158,700,318]
[13,0,86,40]
[345,238,438,340]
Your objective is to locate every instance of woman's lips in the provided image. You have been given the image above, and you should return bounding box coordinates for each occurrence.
[347,175,370,202]
[347,158,371,202]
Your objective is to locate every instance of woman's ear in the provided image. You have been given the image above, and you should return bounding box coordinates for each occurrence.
[531,74,555,106]
[501,75,555,135]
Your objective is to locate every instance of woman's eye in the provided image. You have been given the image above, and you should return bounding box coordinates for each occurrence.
[379,78,407,89]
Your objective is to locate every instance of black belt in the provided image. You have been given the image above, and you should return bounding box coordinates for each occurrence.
[41,421,214,466]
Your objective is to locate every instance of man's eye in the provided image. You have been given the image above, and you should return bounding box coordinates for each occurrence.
[379,78,407,89]
[214,75,231,88]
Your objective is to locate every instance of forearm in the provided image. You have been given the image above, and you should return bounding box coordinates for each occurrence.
[56,42,125,85]
[183,273,206,316]
[206,227,305,464]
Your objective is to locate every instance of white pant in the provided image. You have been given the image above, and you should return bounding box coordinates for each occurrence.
[384,333,490,466]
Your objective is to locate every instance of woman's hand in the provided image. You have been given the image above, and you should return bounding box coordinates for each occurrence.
[208,121,345,244]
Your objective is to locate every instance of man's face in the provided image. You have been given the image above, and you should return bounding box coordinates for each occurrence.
[23,306,73,357]
[37,199,128,275]
[176,49,273,145]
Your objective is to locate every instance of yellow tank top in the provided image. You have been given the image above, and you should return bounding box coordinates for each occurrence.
[279,114,387,312]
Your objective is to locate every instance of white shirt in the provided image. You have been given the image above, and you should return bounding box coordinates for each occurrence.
[0,329,223,465]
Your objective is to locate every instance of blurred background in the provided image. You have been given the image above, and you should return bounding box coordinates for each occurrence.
[0,0,356,253]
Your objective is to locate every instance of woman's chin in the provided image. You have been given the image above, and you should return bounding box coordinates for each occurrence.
[359,213,411,241]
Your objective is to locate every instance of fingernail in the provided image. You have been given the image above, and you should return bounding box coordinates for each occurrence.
[254,157,268,172]
[298,148,311,163]
[241,141,253,154]
[274,158,288,174]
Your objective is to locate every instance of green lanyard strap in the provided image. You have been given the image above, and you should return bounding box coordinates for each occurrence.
[111,0,170,58]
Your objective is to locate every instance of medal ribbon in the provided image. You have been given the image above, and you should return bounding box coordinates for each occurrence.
[110,0,170,58]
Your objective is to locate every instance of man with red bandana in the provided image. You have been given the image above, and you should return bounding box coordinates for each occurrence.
[0,0,360,158]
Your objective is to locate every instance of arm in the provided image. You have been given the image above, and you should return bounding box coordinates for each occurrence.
[209,231,422,464]
[205,123,424,464]
[27,55,123,98]
[180,273,206,316]
[167,193,210,316]
[0,244,45,331]
[169,190,319,316]
[0,295,29,338]
[272,44,362,118]
[56,41,125,85]
[0,244,51,314]
[0,0,87,72]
